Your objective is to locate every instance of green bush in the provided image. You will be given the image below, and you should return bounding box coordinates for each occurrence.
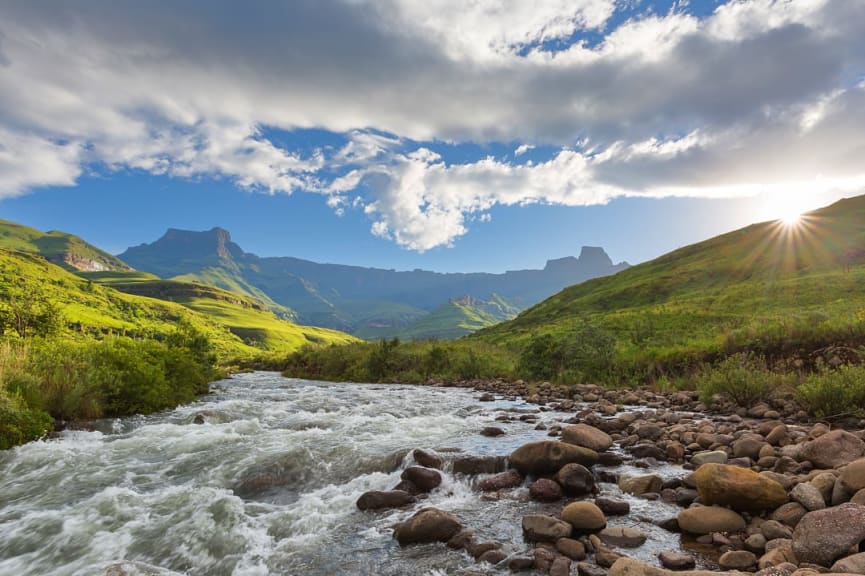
[797,365,865,419]
[518,319,617,384]
[696,353,781,407]
[0,389,53,450]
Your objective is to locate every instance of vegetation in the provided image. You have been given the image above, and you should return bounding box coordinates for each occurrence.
[694,353,785,407]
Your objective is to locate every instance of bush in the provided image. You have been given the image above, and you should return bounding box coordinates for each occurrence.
[696,353,781,407]
[797,365,865,419]
[0,389,53,450]
[519,319,617,384]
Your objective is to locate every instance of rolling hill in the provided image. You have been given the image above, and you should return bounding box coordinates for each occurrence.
[476,195,865,373]
[119,227,629,337]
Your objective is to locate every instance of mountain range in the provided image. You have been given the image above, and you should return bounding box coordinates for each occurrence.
[119,227,630,338]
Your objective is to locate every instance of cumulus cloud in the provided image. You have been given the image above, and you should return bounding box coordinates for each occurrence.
[0,0,863,248]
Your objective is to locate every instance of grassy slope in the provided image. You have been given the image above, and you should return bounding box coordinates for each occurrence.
[476,195,865,368]
[172,267,296,320]
[4,251,355,360]
[0,219,131,271]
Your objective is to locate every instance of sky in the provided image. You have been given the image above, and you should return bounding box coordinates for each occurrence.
[0,0,863,272]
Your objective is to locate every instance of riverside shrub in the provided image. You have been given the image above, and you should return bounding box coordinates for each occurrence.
[796,365,865,419]
[696,353,781,407]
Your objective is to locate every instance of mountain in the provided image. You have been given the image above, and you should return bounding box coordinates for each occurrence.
[119,228,629,337]
[0,219,131,272]
[475,194,865,372]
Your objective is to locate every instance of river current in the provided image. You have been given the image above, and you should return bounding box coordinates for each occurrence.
[0,372,687,576]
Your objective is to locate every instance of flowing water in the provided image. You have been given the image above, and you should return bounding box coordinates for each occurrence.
[0,372,697,576]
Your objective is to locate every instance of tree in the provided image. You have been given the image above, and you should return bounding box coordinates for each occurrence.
[0,283,63,338]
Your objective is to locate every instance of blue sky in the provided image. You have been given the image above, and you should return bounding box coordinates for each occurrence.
[0,0,863,272]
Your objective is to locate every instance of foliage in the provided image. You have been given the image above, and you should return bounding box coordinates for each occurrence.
[796,364,865,419]
[518,318,617,384]
[0,282,63,338]
[695,353,782,407]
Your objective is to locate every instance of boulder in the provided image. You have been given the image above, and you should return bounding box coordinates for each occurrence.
[619,474,663,495]
[478,469,523,492]
[609,557,749,576]
[412,448,442,469]
[831,552,865,574]
[799,430,865,469]
[393,508,462,546]
[600,527,648,548]
[562,501,607,532]
[522,514,573,541]
[400,466,441,493]
[695,463,787,511]
[677,506,746,535]
[509,441,598,475]
[556,463,595,496]
[841,459,865,493]
[792,503,865,566]
[530,478,563,502]
[562,424,613,452]
[356,490,416,511]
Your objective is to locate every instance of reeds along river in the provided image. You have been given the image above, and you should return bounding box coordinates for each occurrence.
[0,372,690,576]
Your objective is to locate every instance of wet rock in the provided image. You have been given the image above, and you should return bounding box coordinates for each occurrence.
[556,463,596,496]
[792,503,865,566]
[630,444,668,460]
[412,448,443,469]
[595,497,631,516]
[596,547,624,568]
[600,527,647,548]
[478,469,523,492]
[551,555,572,576]
[393,508,462,546]
[830,551,865,574]
[103,561,171,576]
[619,474,663,496]
[677,505,746,535]
[563,424,614,452]
[509,441,598,475]
[562,501,607,532]
[534,547,556,572]
[356,490,416,511]
[599,452,626,466]
[799,430,865,469]
[400,466,442,493]
[790,482,826,511]
[691,450,729,467]
[453,455,507,475]
[509,556,535,570]
[530,478,563,502]
[447,529,476,549]
[557,537,587,560]
[578,561,609,576]
[480,426,506,437]
[477,549,508,565]
[719,550,757,570]
[695,463,787,511]
[658,551,696,570]
[522,514,573,541]
[841,458,865,493]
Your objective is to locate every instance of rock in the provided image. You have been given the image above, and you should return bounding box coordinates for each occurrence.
[600,527,648,548]
[509,556,535,571]
[596,547,624,568]
[522,514,573,541]
[695,463,787,511]
[595,497,631,516]
[691,450,729,467]
[609,557,749,576]
[393,508,462,546]
[557,537,587,560]
[719,550,757,570]
[400,466,442,493]
[412,448,443,469]
[551,556,572,576]
[447,529,476,549]
[841,458,865,493]
[467,540,499,558]
[556,463,596,496]
[103,562,171,576]
[771,502,807,527]
[478,469,523,492]
[578,561,609,576]
[563,423,614,452]
[745,533,767,553]
[799,430,865,469]
[830,552,865,574]
[792,503,865,566]
[480,426,505,437]
[761,520,793,541]
[758,542,797,569]
[619,474,663,495]
[530,478,563,502]
[535,547,556,572]
[453,455,507,475]
[658,552,696,570]
[790,482,826,511]
[477,549,507,565]
[854,489,865,505]
[733,434,767,460]
[766,424,789,446]
[677,506,746,535]
[356,490,416,510]
[509,441,598,475]
[630,444,667,460]
[562,501,607,532]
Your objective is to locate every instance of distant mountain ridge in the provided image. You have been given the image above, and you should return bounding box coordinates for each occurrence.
[120,228,630,337]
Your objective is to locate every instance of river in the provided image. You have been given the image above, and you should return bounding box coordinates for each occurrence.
[0,372,691,576]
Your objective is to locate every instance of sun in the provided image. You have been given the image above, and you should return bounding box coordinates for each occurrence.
[779,206,804,226]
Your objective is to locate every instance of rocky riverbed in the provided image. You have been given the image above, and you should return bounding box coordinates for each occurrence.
[357,378,865,576]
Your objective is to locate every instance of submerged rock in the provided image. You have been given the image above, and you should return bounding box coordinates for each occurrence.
[356,490,416,511]
[393,508,462,546]
[478,469,523,492]
[522,514,572,541]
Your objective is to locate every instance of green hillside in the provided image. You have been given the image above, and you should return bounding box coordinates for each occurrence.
[476,195,865,375]
[0,219,131,272]
[356,295,520,340]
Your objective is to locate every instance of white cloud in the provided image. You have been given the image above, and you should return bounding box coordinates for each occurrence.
[514,144,535,156]
[0,128,82,197]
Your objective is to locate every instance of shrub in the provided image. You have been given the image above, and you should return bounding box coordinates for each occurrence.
[696,353,781,407]
[796,365,865,419]
[518,318,617,384]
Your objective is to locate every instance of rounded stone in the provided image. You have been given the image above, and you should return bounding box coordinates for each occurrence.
[562,501,607,532]
[562,424,613,452]
[694,463,787,511]
[677,505,746,535]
